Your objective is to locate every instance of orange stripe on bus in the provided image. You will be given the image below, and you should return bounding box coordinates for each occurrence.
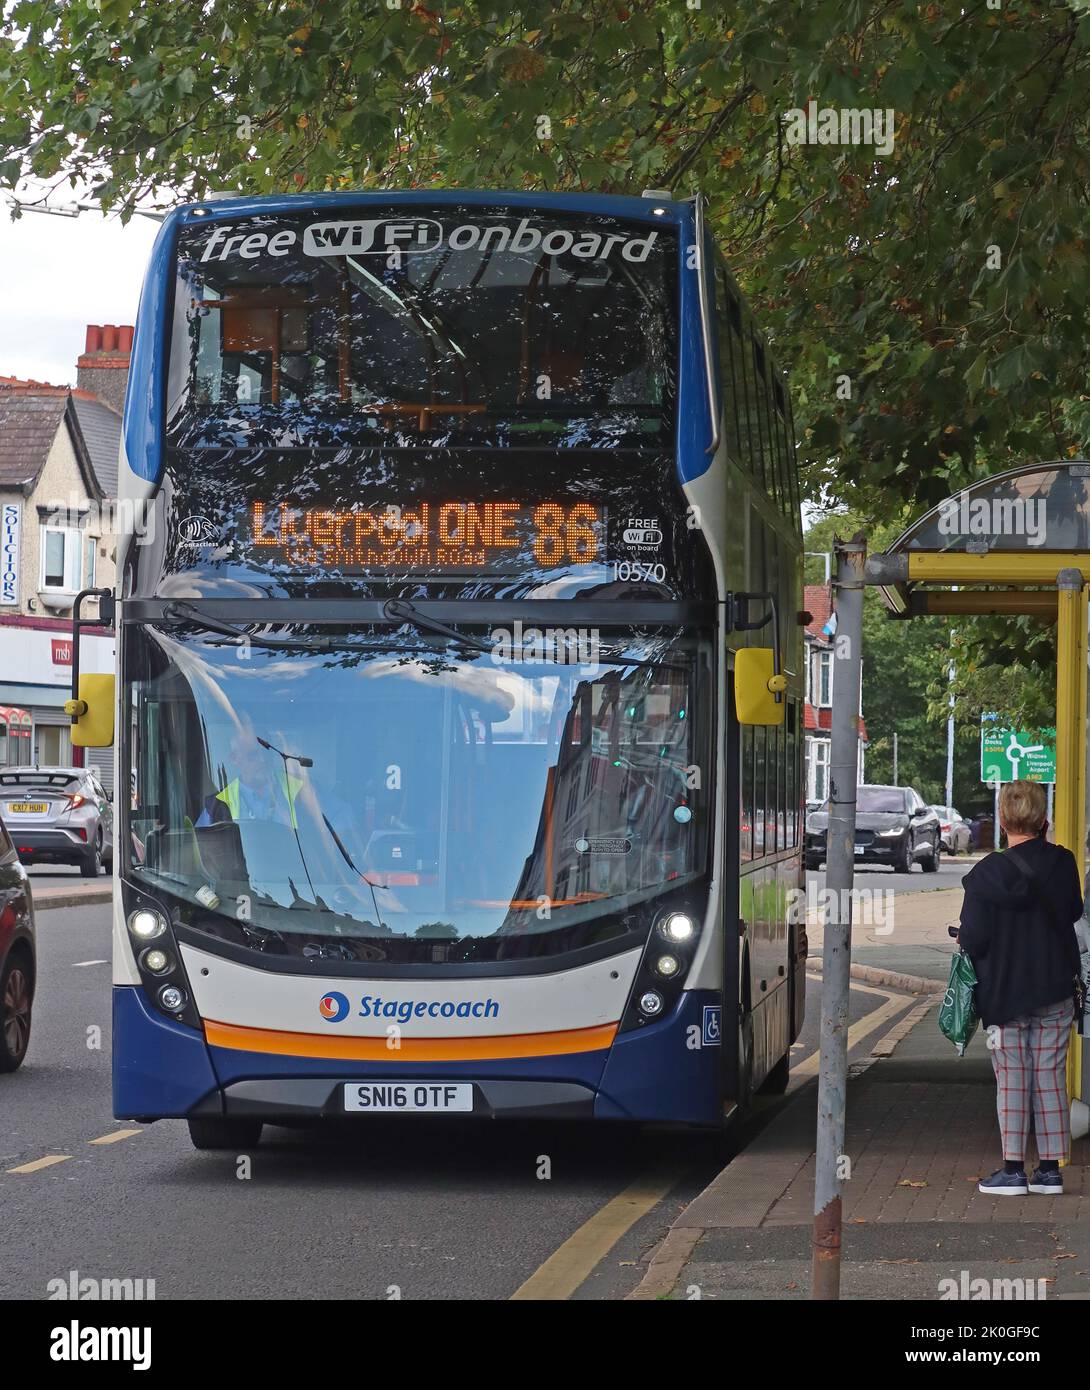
[203,1018,619,1062]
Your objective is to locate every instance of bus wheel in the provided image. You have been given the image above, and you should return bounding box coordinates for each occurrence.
[186,1117,263,1151]
[758,1052,790,1096]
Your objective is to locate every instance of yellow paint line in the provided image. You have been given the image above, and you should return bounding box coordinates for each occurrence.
[7,1154,72,1174]
[806,969,904,1000]
[791,992,910,1081]
[511,1166,683,1301]
[88,1129,144,1146]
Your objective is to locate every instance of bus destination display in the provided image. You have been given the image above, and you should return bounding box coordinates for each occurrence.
[247,500,603,571]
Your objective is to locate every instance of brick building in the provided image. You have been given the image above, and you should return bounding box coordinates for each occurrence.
[0,326,131,783]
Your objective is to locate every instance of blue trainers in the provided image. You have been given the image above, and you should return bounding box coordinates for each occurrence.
[1028,1167,1063,1195]
[978,1167,1028,1196]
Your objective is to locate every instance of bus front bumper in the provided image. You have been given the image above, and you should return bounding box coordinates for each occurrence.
[113,985,726,1127]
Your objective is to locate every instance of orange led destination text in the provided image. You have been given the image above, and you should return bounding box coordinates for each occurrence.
[249,500,600,567]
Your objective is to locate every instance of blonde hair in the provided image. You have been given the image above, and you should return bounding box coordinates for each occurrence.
[998,780,1047,836]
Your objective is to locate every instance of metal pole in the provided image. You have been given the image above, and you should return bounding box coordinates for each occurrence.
[993,781,1000,851]
[892,732,898,786]
[945,652,955,810]
[812,533,866,1301]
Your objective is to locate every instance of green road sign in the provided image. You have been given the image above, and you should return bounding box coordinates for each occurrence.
[980,726,1056,784]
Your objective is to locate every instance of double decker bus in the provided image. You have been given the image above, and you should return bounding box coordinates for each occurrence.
[70,191,804,1149]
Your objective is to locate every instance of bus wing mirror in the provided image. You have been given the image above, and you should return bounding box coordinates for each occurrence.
[734,649,786,726]
[65,673,115,748]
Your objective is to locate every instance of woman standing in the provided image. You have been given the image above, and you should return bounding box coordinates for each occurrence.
[958,780,1083,1196]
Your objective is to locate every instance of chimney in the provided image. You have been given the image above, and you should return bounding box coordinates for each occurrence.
[76,323,133,414]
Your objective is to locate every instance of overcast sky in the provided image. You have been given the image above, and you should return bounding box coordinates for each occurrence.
[0,207,160,385]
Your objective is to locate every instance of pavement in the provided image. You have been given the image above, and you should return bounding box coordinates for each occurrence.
[24,865,113,912]
[630,861,1090,1302]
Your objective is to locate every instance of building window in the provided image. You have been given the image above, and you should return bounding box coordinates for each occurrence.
[83,535,97,589]
[810,738,830,803]
[815,649,833,707]
[40,526,83,593]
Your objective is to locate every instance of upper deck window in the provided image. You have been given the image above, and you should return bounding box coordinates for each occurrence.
[167,207,677,450]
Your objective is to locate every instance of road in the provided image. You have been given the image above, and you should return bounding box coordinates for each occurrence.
[1,902,922,1301]
[806,852,976,897]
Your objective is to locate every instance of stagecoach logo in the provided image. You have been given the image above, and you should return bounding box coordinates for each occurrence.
[200,218,658,264]
[319,991,350,1023]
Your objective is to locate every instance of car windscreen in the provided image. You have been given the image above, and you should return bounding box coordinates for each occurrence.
[857,788,908,814]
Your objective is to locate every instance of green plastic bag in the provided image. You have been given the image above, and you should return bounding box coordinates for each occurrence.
[939,951,979,1055]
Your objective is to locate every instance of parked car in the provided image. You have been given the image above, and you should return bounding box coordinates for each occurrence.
[0,766,114,878]
[0,812,35,1070]
[805,784,942,873]
[929,805,972,855]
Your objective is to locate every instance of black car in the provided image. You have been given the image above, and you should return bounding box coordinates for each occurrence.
[0,812,35,1071]
[805,784,942,873]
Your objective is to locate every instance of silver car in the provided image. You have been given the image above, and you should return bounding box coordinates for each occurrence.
[0,766,114,878]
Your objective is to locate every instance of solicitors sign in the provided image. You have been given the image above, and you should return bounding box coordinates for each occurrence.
[0,503,19,606]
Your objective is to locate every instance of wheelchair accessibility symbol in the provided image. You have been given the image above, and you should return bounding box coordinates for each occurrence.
[702,1005,722,1046]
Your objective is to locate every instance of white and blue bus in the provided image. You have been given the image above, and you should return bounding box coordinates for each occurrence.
[70,190,804,1148]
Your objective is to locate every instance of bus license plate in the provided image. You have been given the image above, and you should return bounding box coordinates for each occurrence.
[344,1082,473,1113]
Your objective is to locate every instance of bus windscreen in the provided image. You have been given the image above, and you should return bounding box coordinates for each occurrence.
[166,207,677,450]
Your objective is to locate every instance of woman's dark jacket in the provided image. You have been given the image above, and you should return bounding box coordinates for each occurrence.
[958,838,1082,1027]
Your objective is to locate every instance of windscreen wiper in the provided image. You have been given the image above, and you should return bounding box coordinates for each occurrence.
[161,602,446,655]
[162,599,683,670]
[385,599,684,670]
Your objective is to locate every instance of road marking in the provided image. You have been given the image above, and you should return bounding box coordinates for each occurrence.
[510,1165,683,1301]
[790,990,911,1081]
[71,959,108,968]
[88,1129,143,1146]
[7,1154,72,1174]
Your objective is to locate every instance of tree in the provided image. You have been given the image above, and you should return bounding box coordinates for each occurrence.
[3,2,1090,512]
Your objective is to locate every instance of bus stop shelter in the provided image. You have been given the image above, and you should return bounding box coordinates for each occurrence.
[866,459,1090,1110]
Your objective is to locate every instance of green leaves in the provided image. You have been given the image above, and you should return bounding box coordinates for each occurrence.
[1,0,1087,514]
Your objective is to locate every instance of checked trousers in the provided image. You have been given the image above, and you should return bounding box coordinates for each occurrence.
[990,998,1074,1162]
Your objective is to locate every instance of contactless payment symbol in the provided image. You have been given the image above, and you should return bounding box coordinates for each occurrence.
[319,991,350,1023]
[702,1005,722,1046]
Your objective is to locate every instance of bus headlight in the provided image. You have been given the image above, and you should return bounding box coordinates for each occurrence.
[654,954,680,978]
[158,985,187,1013]
[142,949,172,975]
[129,909,166,941]
[639,990,664,1017]
[659,912,695,943]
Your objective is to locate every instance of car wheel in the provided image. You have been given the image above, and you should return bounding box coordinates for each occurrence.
[80,831,103,879]
[895,841,913,874]
[922,839,941,873]
[0,951,32,1072]
[187,1117,263,1151]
